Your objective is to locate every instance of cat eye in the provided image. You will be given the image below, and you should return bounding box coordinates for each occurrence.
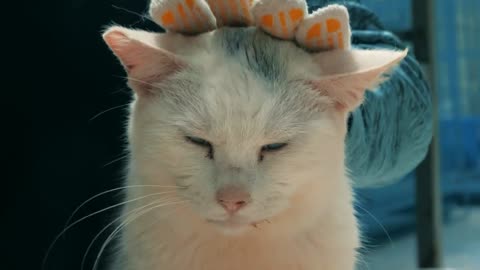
[261,143,288,152]
[259,142,288,162]
[185,136,211,147]
[185,136,214,159]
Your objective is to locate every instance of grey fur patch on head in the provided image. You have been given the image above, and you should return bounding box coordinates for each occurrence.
[214,27,291,82]
[151,27,331,140]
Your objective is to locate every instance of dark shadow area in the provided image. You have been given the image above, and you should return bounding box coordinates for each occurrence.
[9,1,162,269]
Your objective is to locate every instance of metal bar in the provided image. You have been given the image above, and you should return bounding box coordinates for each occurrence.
[412,0,443,268]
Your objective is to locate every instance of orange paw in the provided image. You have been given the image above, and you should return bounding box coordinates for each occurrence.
[151,0,216,34]
[295,5,351,51]
[252,0,308,39]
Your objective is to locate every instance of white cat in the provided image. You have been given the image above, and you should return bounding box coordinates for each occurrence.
[102,26,406,270]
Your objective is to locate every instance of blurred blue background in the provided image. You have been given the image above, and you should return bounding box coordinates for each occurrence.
[351,0,480,269]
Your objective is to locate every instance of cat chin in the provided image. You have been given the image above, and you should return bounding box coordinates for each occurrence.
[213,224,250,235]
[206,218,270,235]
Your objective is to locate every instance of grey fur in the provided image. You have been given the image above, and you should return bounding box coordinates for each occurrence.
[215,27,289,83]
[152,28,329,140]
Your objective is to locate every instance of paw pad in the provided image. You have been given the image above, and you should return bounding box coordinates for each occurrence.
[150,0,352,52]
[150,0,217,34]
[252,0,307,39]
[295,4,351,51]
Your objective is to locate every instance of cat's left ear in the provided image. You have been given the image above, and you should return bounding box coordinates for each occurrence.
[310,48,408,111]
[103,26,185,96]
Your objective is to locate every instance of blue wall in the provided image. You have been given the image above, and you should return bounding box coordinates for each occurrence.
[355,0,480,241]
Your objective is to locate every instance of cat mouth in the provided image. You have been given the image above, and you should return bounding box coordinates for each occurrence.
[207,219,247,228]
[206,218,270,229]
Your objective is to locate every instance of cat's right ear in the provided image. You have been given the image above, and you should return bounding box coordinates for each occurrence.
[102,26,185,96]
[310,48,407,112]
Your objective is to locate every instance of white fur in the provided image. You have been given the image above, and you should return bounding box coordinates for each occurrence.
[103,27,406,270]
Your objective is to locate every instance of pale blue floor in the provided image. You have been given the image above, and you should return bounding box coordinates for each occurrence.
[361,206,480,270]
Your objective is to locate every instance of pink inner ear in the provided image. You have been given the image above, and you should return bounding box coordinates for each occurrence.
[103,27,184,94]
[310,49,407,111]
[315,69,383,111]
[308,64,397,112]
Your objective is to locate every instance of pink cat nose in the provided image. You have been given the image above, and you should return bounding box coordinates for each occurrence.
[216,186,251,214]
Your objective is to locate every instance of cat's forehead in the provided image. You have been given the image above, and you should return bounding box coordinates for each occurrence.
[162,67,325,142]
[161,27,308,81]
[192,28,311,101]
[213,28,289,82]
[157,28,327,140]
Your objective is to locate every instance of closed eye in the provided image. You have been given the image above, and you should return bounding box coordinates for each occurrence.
[259,142,288,162]
[261,143,288,152]
[185,136,211,147]
[185,136,214,159]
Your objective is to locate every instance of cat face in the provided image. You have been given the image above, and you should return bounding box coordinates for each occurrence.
[131,57,343,233]
[104,27,406,234]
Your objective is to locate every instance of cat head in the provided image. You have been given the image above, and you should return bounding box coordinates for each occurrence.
[103,26,406,234]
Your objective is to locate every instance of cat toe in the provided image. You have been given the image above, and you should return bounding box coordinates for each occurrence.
[150,0,217,34]
[295,4,351,51]
[251,0,308,39]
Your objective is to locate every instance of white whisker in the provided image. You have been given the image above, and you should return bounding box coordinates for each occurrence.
[125,77,164,92]
[43,190,178,270]
[92,200,189,270]
[65,185,182,229]
[134,199,188,234]
[356,254,371,270]
[81,196,177,270]
[111,5,156,24]
[89,104,130,121]
[356,204,393,248]
[103,154,129,167]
